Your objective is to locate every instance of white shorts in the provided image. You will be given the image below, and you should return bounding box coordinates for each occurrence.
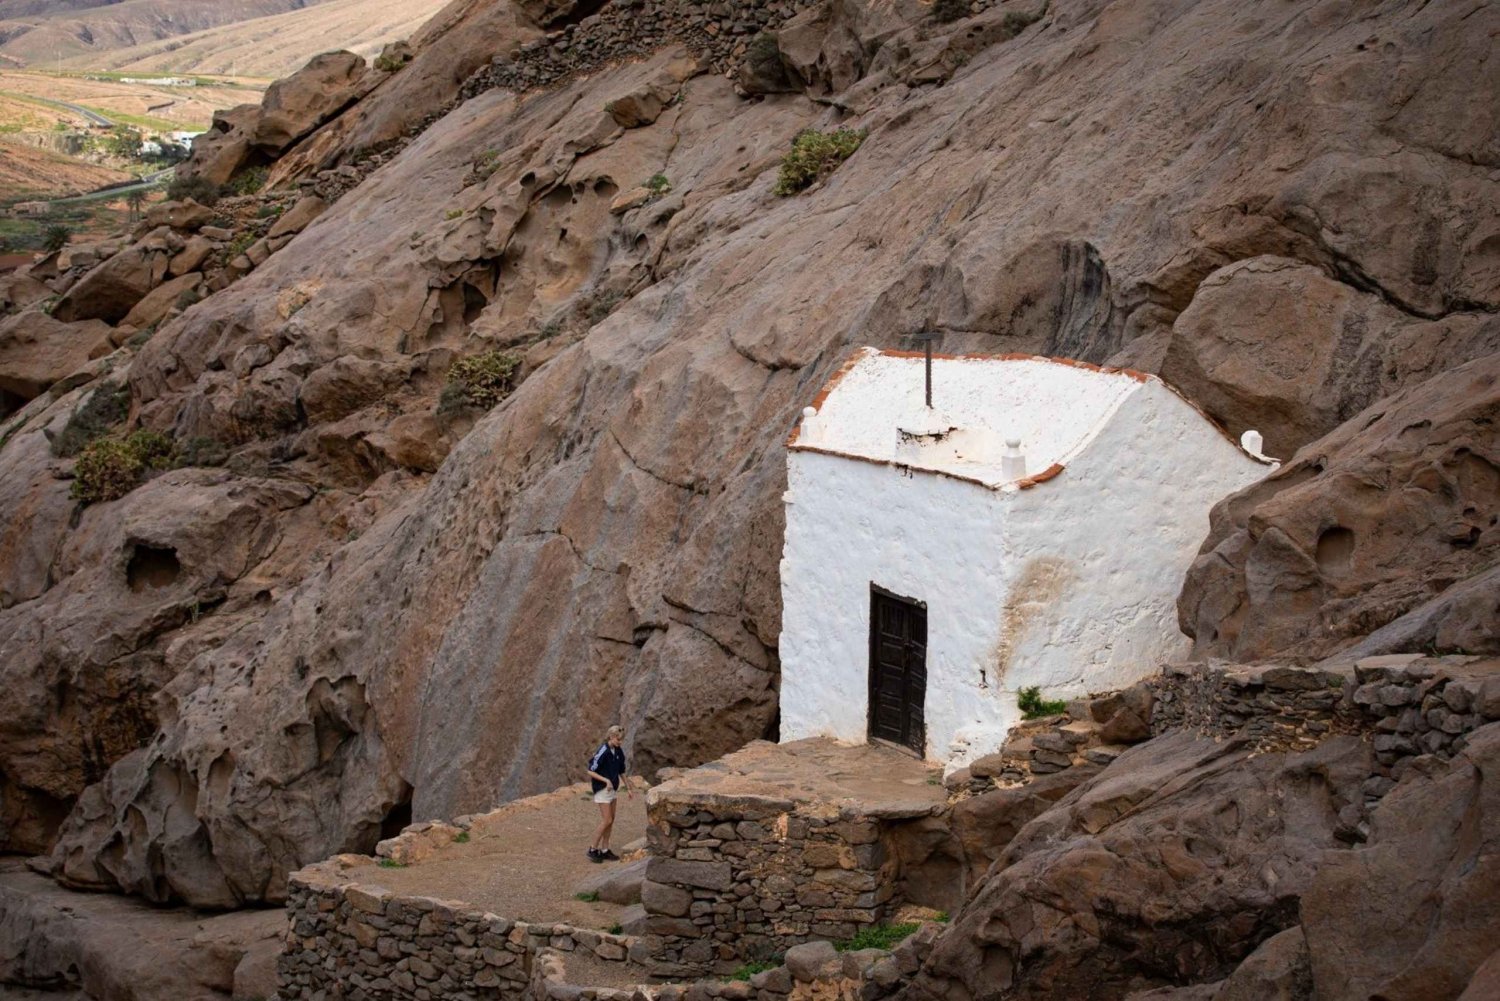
[593,786,617,804]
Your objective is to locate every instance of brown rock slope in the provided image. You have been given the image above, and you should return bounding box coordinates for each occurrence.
[899,722,1500,1001]
[0,0,1496,911]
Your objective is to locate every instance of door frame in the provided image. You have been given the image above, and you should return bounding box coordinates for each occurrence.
[867,583,928,758]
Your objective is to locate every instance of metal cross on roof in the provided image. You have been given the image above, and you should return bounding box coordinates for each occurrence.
[912,331,940,408]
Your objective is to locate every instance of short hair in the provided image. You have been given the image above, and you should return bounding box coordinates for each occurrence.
[606,724,624,739]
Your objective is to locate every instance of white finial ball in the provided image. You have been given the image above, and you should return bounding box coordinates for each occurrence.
[1241,429,1264,454]
[1005,437,1022,450]
[803,406,817,419]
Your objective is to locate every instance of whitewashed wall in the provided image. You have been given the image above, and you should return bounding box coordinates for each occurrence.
[779,451,1013,759]
[780,379,1269,769]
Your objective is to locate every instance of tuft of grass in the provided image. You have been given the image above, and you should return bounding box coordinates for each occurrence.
[378,859,407,869]
[445,208,464,220]
[71,430,175,504]
[453,831,471,844]
[43,224,72,253]
[588,290,623,323]
[933,911,950,923]
[727,961,776,981]
[835,922,921,952]
[645,173,671,199]
[1017,686,1068,720]
[607,922,622,935]
[773,128,867,196]
[574,891,599,902]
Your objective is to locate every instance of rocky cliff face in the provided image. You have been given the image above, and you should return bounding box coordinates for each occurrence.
[1,0,1496,920]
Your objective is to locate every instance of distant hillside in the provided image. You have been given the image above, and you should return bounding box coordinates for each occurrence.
[0,0,336,69]
[56,0,452,79]
[0,140,130,200]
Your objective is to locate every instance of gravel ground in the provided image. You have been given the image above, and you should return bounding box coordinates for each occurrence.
[345,783,648,928]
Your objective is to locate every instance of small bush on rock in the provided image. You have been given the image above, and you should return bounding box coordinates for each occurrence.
[227,166,268,197]
[166,175,222,207]
[43,224,72,253]
[71,430,175,504]
[54,383,131,458]
[1017,685,1068,719]
[444,349,522,411]
[728,961,776,981]
[646,173,672,199]
[773,128,867,196]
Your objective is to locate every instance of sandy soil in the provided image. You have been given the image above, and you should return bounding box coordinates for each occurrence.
[0,142,132,200]
[62,0,452,81]
[345,784,649,929]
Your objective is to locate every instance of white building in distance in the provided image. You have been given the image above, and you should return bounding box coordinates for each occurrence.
[778,347,1271,768]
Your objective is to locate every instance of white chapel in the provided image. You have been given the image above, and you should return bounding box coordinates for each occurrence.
[777,347,1272,768]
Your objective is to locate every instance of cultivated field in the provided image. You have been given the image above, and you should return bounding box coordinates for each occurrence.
[0,70,263,131]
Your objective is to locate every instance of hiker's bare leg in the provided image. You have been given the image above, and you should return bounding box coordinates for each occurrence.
[592,801,612,850]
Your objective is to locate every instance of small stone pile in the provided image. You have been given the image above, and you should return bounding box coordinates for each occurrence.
[462,0,821,100]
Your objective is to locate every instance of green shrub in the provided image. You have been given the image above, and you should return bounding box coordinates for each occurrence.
[377,859,407,869]
[375,53,408,73]
[43,224,72,253]
[54,383,131,458]
[227,166,269,196]
[773,128,867,196]
[607,923,622,935]
[71,430,175,504]
[445,349,522,411]
[227,231,256,260]
[445,208,464,220]
[646,173,672,198]
[574,891,599,902]
[166,174,222,207]
[1017,686,1068,720]
[453,831,471,844]
[932,0,970,23]
[836,923,920,952]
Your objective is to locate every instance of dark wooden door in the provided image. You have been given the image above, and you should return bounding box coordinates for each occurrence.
[868,587,927,756]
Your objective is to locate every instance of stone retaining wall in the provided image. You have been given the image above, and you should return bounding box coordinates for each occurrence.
[277,863,645,1000]
[641,796,936,977]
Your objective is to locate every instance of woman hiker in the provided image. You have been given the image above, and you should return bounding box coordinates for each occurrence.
[586,724,632,862]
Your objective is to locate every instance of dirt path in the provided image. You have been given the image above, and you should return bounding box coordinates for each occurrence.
[345,784,649,929]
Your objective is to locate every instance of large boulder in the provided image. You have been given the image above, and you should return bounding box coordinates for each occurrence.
[1178,354,1500,662]
[252,51,376,154]
[0,312,116,404]
[1158,256,1500,457]
[52,245,170,325]
[182,103,262,187]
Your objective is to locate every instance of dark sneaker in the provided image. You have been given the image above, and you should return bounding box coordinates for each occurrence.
[587,848,604,863]
[601,849,620,861]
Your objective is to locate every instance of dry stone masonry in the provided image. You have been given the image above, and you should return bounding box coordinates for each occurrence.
[278,863,646,1001]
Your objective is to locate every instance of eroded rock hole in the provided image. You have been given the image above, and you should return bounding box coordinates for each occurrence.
[1315,527,1356,573]
[127,545,181,592]
[462,282,488,324]
[593,178,618,198]
[380,783,414,841]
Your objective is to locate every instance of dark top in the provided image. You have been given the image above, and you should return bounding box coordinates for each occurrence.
[588,743,626,792]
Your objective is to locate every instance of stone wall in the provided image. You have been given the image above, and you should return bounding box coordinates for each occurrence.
[642,796,938,977]
[277,863,645,1000]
